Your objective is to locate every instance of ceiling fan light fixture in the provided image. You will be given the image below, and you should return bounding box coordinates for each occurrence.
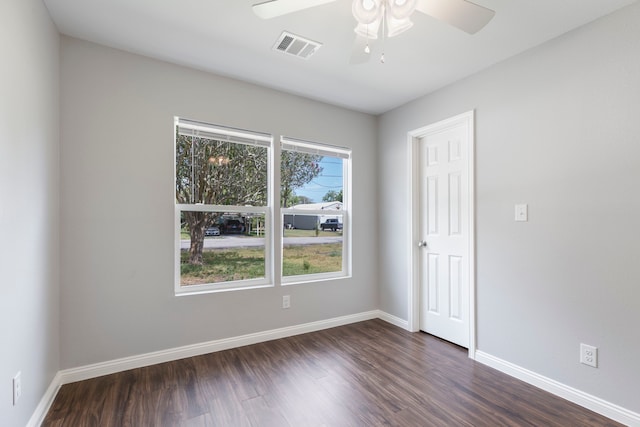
[352,0,383,24]
[354,21,380,39]
[388,0,417,19]
[386,15,413,37]
[353,0,417,40]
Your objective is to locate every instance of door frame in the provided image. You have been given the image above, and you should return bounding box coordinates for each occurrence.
[407,110,476,359]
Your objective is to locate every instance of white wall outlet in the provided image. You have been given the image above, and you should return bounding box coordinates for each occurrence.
[13,371,22,405]
[282,295,291,309]
[515,204,528,222]
[580,343,598,368]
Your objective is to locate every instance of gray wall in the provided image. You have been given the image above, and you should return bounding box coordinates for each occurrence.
[378,2,640,413]
[0,0,60,425]
[59,37,378,369]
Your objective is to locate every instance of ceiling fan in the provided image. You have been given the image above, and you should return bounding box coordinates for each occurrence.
[253,0,495,62]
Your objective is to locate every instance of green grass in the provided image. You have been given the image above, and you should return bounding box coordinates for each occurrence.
[282,243,342,277]
[181,248,265,285]
[181,243,342,285]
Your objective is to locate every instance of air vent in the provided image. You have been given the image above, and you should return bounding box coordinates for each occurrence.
[273,31,322,60]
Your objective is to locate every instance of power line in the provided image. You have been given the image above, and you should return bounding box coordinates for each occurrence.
[308,180,342,188]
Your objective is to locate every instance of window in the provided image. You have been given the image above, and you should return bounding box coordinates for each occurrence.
[281,137,351,283]
[174,119,351,294]
[175,118,272,293]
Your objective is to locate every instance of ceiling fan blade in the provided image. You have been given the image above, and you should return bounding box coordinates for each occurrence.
[349,35,372,65]
[415,0,495,34]
[253,0,339,19]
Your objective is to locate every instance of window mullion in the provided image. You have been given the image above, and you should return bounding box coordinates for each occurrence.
[272,136,282,287]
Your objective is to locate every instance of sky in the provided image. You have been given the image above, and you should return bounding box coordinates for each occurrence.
[295,156,343,203]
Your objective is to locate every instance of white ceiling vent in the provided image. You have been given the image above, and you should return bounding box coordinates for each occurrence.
[273,31,322,60]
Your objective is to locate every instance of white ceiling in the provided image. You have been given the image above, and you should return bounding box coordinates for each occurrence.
[44,0,636,115]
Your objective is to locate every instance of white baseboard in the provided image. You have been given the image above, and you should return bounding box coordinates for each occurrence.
[27,371,62,427]
[475,351,640,427]
[377,310,410,330]
[60,310,380,385]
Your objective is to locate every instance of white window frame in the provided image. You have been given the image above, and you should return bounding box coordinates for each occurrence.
[280,137,352,285]
[174,118,274,295]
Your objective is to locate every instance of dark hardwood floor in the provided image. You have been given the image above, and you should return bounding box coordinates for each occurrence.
[43,319,623,426]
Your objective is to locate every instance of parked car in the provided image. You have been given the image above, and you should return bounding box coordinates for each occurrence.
[320,218,343,231]
[222,219,244,234]
[205,226,220,236]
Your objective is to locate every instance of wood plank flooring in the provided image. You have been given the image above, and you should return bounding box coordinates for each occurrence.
[43,319,623,426]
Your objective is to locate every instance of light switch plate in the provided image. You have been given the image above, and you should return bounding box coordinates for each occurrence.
[515,204,528,222]
[13,371,21,405]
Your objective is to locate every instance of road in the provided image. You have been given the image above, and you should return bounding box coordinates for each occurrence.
[180,235,343,249]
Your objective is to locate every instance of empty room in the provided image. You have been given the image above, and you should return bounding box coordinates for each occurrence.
[2,0,639,426]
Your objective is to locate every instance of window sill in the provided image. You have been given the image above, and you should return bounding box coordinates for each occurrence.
[175,281,273,297]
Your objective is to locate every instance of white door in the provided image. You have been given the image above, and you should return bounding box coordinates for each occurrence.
[418,116,471,348]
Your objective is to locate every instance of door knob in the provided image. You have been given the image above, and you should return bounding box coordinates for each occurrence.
[417,240,428,248]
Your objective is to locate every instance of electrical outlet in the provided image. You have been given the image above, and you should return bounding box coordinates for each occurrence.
[13,372,21,405]
[282,295,291,309]
[580,344,598,368]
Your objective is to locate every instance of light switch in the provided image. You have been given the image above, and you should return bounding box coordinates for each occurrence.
[515,204,528,222]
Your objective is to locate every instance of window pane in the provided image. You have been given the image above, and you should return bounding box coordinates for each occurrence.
[280,151,326,207]
[180,211,266,286]
[176,134,268,206]
[282,214,343,277]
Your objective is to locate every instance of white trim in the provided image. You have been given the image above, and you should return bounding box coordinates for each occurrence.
[281,136,351,159]
[26,372,62,427]
[176,117,272,147]
[175,281,273,296]
[281,271,350,285]
[176,204,269,214]
[344,149,352,278]
[408,129,421,333]
[58,311,379,385]
[475,351,640,427]
[377,311,410,331]
[407,110,476,356]
[271,137,280,287]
